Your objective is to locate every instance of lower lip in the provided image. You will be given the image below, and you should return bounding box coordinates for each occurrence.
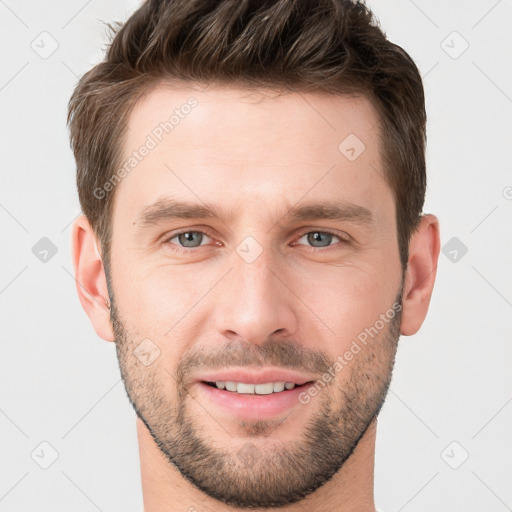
[196,382,313,420]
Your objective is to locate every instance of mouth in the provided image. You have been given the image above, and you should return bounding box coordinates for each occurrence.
[202,380,314,395]
[194,370,318,420]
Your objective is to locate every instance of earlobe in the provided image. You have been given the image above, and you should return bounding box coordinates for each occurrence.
[400,214,441,336]
[71,215,115,342]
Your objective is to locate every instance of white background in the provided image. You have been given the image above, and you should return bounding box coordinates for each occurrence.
[0,1,511,511]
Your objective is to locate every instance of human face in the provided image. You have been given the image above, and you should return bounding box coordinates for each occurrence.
[107,84,404,507]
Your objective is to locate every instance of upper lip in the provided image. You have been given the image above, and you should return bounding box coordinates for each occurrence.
[195,368,316,386]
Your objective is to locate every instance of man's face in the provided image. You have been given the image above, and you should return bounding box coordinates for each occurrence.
[107,84,404,507]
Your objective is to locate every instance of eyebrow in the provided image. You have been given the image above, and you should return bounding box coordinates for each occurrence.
[136,198,373,227]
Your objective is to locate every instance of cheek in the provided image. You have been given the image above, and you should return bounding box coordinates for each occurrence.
[111,260,211,349]
[293,260,398,349]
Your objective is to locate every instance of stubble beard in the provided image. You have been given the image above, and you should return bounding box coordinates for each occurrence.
[110,287,402,508]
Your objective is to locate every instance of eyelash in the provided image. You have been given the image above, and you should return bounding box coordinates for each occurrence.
[162,228,350,254]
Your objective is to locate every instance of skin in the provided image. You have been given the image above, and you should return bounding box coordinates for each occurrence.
[72,83,440,511]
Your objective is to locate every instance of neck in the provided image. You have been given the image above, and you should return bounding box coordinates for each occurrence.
[137,416,377,512]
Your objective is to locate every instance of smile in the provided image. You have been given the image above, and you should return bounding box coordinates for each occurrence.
[204,381,303,394]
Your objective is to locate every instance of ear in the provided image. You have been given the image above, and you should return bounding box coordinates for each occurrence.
[400,214,441,336]
[71,214,115,342]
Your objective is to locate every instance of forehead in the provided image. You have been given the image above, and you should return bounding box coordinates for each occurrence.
[124,83,381,157]
[112,83,392,226]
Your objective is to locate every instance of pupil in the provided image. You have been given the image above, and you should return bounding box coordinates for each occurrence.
[308,231,331,247]
[179,232,202,247]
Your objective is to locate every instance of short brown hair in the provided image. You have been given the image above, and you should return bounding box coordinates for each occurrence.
[67,0,426,271]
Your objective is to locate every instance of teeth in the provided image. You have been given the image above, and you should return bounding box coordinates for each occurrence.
[273,382,285,392]
[255,383,273,395]
[237,382,255,394]
[213,381,296,394]
[225,381,237,392]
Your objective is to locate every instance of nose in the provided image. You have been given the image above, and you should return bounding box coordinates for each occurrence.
[214,244,298,346]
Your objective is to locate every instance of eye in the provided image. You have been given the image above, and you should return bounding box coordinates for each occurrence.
[162,228,350,254]
[164,230,214,250]
[294,230,349,251]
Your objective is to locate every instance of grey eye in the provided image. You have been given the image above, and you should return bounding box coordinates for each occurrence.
[298,231,339,248]
[175,231,206,247]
